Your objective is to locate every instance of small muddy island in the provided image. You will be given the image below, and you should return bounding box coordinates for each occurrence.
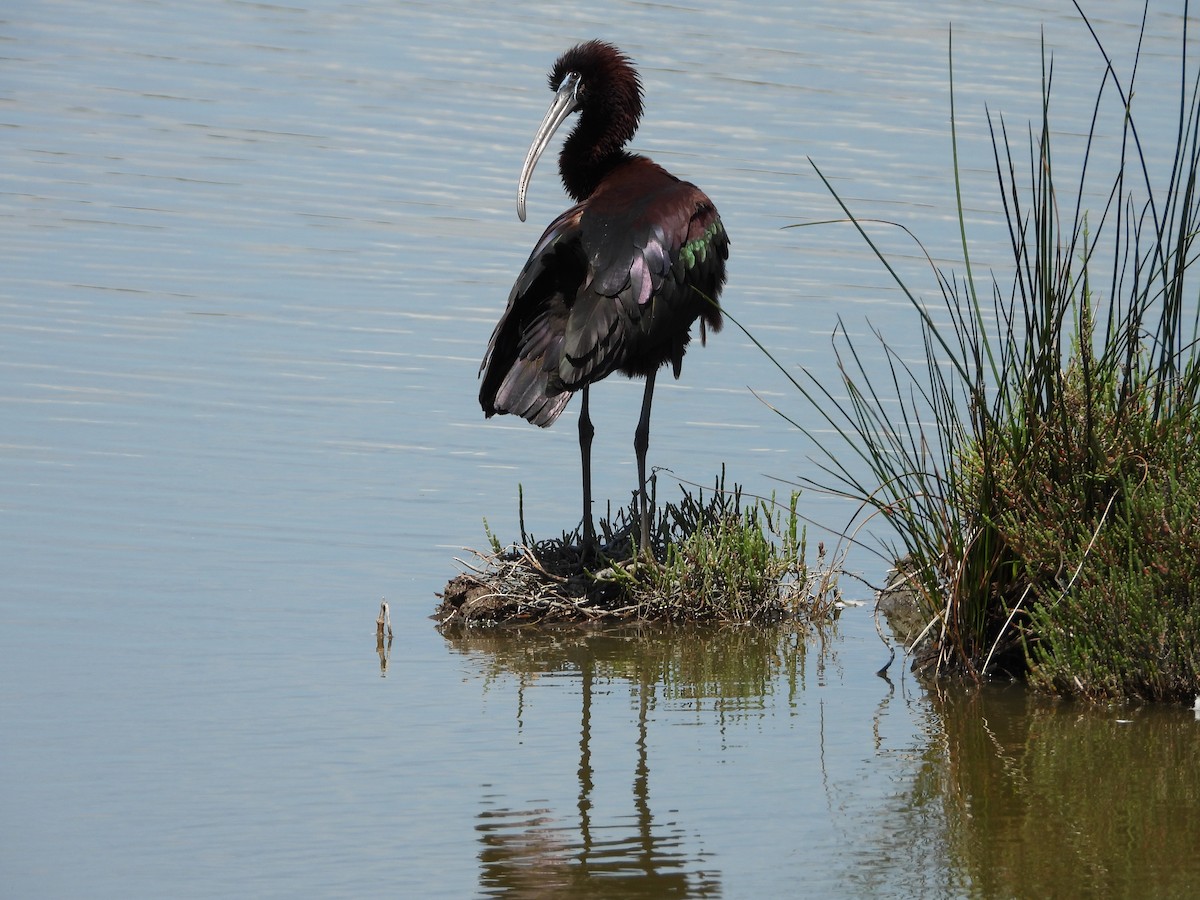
[438,478,842,628]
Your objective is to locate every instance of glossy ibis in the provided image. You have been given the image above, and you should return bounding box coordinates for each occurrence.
[479,40,729,557]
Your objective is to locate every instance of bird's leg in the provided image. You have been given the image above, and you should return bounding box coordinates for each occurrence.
[578,385,597,559]
[634,371,657,560]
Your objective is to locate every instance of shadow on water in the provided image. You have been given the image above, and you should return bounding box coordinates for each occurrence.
[439,625,832,897]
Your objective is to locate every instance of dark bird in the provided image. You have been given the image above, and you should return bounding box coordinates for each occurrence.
[479,40,729,557]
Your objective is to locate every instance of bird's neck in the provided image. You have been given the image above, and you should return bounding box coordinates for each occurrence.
[559,119,639,203]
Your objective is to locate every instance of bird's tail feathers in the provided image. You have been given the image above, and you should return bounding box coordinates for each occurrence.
[487,362,572,427]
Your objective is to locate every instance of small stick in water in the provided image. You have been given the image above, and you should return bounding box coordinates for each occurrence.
[376,599,392,640]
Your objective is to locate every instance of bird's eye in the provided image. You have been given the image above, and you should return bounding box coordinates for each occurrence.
[562,72,583,102]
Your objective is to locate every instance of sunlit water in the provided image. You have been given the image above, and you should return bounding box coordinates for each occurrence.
[3,1,1198,896]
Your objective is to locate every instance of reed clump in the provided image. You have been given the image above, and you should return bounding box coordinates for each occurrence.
[787,7,1200,700]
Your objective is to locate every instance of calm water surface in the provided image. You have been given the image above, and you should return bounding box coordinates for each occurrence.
[3,1,1198,896]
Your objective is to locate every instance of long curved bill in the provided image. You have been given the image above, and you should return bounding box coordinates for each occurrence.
[517,72,581,222]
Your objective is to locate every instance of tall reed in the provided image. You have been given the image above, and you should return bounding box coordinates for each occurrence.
[786,3,1200,699]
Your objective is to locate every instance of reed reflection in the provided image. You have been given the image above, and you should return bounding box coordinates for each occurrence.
[923,684,1200,897]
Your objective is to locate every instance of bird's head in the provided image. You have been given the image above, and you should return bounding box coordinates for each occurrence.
[518,40,644,221]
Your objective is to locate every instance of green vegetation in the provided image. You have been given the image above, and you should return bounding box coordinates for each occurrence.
[784,12,1200,700]
[438,471,841,626]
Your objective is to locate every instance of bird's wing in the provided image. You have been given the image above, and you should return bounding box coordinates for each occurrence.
[479,166,729,426]
[478,204,585,427]
[566,171,728,382]
[673,197,728,342]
